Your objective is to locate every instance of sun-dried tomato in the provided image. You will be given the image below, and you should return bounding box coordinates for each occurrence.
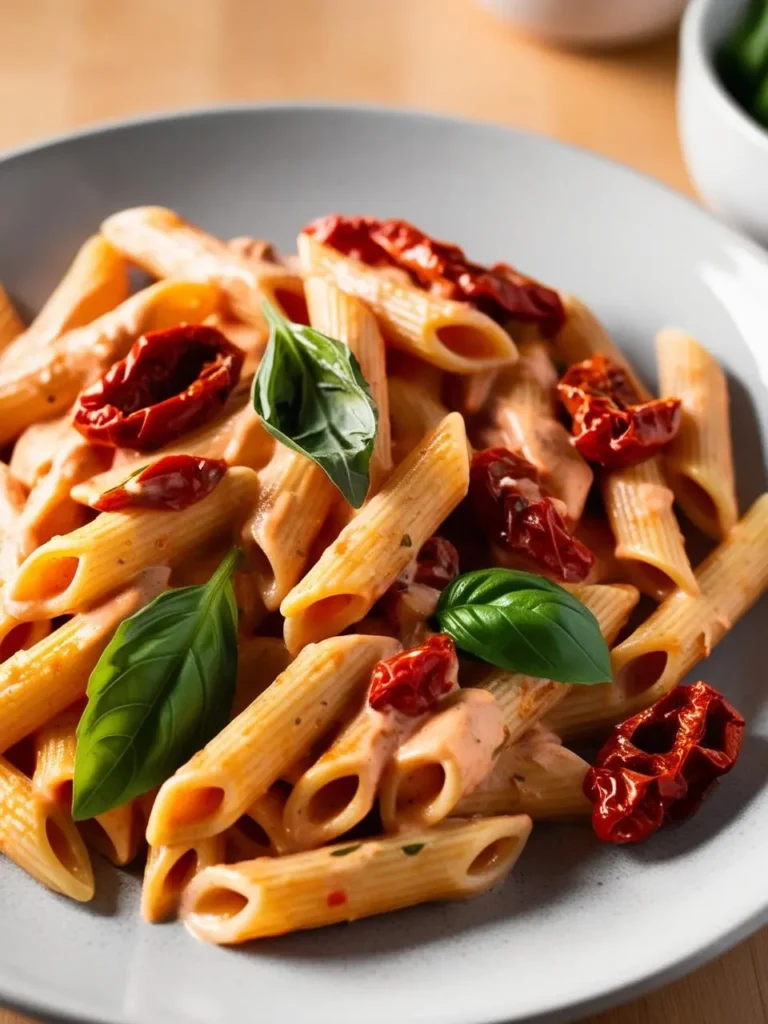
[91,455,227,513]
[412,536,460,591]
[557,355,682,469]
[73,325,244,450]
[304,215,565,336]
[584,681,745,844]
[368,634,458,717]
[469,447,595,583]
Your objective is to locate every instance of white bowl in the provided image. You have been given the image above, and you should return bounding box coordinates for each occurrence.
[679,0,768,246]
[477,0,688,46]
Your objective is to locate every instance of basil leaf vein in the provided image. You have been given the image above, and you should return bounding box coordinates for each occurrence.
[252,302,378,508]
[435,568,611,684]
[72,548,242,820]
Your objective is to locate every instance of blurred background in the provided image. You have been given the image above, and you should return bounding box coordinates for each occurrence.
[0,2,766,1023]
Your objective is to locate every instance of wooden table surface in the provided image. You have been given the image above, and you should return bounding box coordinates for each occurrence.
[0,1,765,1023]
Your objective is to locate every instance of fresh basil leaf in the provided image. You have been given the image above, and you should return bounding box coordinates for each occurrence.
[435,568,611,685]
[252,302,378,508]
[330,843,363,857]
[401,843,426,856]
[72,548,242,820]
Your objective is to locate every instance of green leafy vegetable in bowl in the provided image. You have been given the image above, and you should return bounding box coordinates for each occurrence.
[716,0,768,128]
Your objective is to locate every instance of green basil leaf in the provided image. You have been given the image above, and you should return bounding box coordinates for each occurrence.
[72,548,242,820]
[252,302,378,508]
[435,568,611,685]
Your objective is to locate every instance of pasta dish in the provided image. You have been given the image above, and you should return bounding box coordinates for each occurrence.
[0,207,764,944]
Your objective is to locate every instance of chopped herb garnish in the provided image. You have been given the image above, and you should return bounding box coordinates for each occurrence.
[331,843,363,857]
[402,842,425,856]
[401,533,413,548]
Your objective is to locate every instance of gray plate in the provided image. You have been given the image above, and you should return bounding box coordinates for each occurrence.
[0,105,766,1024]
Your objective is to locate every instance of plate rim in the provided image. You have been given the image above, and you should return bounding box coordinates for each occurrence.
[0,100,767,1024]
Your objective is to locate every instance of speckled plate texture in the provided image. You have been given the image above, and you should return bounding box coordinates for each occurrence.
[0,105,766,1024]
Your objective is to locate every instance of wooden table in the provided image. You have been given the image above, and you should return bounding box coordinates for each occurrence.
[0,1,765,1022]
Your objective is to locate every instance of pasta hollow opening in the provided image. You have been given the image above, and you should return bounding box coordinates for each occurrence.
[273,286,310,327]
[192,885,249,921]
[0,622,35,662]
[435,323,502,360]
[303,594,364,631]
[626,562,677,598]
[80,819,120,864]
[165,849,199,894]
[45,814,80,876]
[11,556,80,602]
[394,763,446,819]
[167,785,226,830]
[466,836,518,878]
[617,650,669,697]
[672,474,719,529]
[308,775,360,825]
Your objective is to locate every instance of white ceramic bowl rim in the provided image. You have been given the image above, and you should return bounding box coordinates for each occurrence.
[682,0,768,155]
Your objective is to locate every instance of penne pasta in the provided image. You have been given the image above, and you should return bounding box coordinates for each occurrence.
[0,567,169,753]
[656,328,738,539]
[0,463,27,585]
[182,815,533,943]
[146,634,400,847]
[454,732,591,820]
[102,206,307,327]
[387,376,449,465]
[0,279,220,445]
[0,611,51,665]
[142,836,225,923]
[491,340,593,522]
[379,689,507,830]
[545,494,768,739]
[244,783,294,856]
[7,414,78,491]
[480,583,640,742]
[284,700,422,850]
[305,276,392,494]
[0,285,25,354]
[602,456,698,599]
[4,467,258,621]
[241,445,337,612]
[281,413,469,653]
[298,233,518,374]
[0,755,94,902]
[0,236,129,370]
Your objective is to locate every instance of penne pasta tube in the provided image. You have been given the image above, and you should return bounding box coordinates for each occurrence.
[0,285,25,354]
[182,815,533,944]
[492,341,593,522]
[146,634,400,847]
[379,689,507,830]
[7,413,78,490]
[284,701,422,850]
[480,583,640,742]
[72,384,272,507]
[79,799,146,867]
[281,413,469,653]
[15,435,111,561]
[101,206,307,327]
[451,369,499,417]
[0,611,51,664]
[602,456,698,599]
[305,276,392,494]
[4,466,259,621]
[244,783,294,856]
[454,734,591,820]
[32,704,83,807]
[553,295,652,401]
[142,835,225,923]
[387,376,449,465]
[0,279,220,445]
[298,233,518,374]
[0,755,94,902]
[241,446,337,612]
[0,236,129,370]
[0,567,169,753]
[545,494,768,739]
[656,328,738,539]
[0,463,26,584]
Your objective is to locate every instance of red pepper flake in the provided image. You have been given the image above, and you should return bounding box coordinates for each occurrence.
[557,354,682,469]
[91,455,228,513]
[584,681,745,844]
[469,447,595,583]
[326,888,348,908]
[304,215,565,336]
[73,324,244,450]
[368,633,458,717]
